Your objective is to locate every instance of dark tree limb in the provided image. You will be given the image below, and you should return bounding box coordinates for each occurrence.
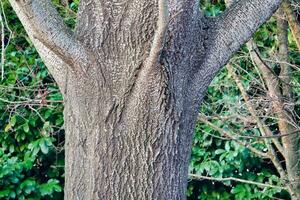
[190,0,282,107]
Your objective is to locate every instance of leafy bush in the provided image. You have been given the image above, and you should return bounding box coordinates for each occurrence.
[0,1,66,199]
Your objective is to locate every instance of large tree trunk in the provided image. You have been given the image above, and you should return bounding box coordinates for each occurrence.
[64,5,205,197]
[9,0,281,199]
[63,72,198,199]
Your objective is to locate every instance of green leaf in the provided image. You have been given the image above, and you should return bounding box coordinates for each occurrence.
[39,139,49,154]
[23,123,30,133]
[0,189,10,198]
[39,179,62,196]
[10,115,17,127]
[225,141,230,151]
[9,145,14,153]
[9,191,16,199]
[4,123,12,132]
[215,149,225,155]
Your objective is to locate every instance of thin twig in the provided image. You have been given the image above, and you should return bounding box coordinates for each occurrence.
[189,174,287,190]
[0,5,4,80]
[198,115,268,158]
[0,2,12,80]
[226,64,288,181]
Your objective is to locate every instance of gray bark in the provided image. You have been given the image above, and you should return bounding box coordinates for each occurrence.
[10,0,281,199]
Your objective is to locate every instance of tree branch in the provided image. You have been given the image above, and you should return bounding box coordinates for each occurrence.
[226,64,284,152]
[189,174,287,191]
[203,0,281,73]
[0,4,5,80]
[224,1,286,155]
[191,0,281,99]
[283,0,300,51]
[275,8,300,195]
[198,115,268,158]
[9,0,94,77]
[226,64,290,186]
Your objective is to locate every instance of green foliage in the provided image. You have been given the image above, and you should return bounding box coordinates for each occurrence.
[200,0,226,17]
[0,1,67,199]
[51,0,79,29]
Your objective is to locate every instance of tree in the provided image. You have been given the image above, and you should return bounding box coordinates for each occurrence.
[9,0,282,199]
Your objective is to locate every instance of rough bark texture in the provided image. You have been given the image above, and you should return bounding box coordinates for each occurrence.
[10,0,281,199]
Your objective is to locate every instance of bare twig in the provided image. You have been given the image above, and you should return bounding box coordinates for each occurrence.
[226,64,289,182]
[0,1,10,80]
[0,6,4,80]
[189,174,287,190]
[226,64,284,153]
[198,115,268,158]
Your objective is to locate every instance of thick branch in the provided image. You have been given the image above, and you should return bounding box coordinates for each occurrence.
[191,0,281,99]
[9,0,93,77]
[203,0,281,73]
[277,7,292,99]
[275,9,300,196]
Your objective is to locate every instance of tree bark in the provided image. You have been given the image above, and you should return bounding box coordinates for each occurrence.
[277,7,300,198]
[63,72,199,199]
[9,0,282,199]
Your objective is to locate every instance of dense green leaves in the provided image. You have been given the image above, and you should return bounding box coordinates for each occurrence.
[0,1,66,199]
